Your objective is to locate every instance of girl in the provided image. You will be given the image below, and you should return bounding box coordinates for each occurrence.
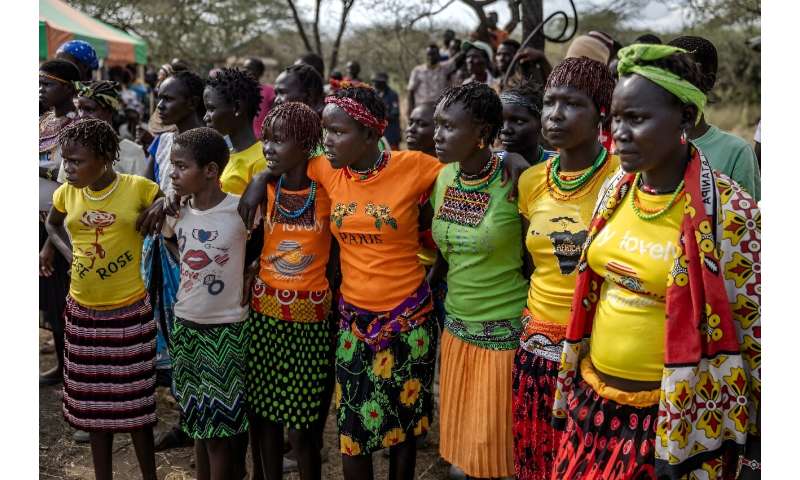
[38,59,80,385]
[499,82,552,166]
[163,128,254,480]
[203,67,267,195]
[430,81,527,480]
[45,118,163,480]
[248,102,333,480]
[511,58,618,480]
[551,44,760,479]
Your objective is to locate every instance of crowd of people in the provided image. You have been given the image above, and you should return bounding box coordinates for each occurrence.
[39,17,760,480]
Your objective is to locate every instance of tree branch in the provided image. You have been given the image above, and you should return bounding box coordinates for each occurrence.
[286,0,314,53]
[407,0,457,29]
[329,0,356,71]
[312,0,323,56]
[503,0,521,33]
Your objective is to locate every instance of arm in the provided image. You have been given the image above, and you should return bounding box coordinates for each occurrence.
[500,151,531,201]
[44,207,72,265]
[135,190,167,235]
[241,223,265,307]
[39,237,56,277]
[239,169,279,230]
[521,216,533,279]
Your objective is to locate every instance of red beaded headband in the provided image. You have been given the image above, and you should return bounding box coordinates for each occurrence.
[324,95,388,136]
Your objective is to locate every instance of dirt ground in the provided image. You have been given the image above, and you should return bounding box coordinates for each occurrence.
[39,329,451,479]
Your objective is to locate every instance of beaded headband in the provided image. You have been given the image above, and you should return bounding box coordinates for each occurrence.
[39,72,70,85]
[499,92,540,115]
[324,95,388,135]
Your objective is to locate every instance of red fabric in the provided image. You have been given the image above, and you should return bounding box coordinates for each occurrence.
[324,95,388,135]
[418,229,435,251]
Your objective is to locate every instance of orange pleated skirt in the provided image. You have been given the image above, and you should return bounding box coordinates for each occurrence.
[439,330,516,478]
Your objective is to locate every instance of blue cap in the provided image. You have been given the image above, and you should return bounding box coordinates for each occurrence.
[56,40,99,71]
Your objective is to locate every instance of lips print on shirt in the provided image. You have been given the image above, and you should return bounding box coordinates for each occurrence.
[183,249,212,270]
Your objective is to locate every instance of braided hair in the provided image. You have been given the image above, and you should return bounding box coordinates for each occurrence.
[171,70,206,117]
[546,57,616,117]
[330,85,387,126]
[262,102,322,154]
[173,127,230,171]
[282,64,324,101]
[437,82,503,144]
[501,81,544,116]
[667,36,718,93]
[77,80,122,112]
[205,67,262,120]
[58,117,120,164]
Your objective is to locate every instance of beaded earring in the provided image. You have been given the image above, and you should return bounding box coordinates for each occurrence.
[680,129,687,145]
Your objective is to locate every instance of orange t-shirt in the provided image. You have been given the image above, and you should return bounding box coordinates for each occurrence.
[259,156,332,292]
[308,150,443,311]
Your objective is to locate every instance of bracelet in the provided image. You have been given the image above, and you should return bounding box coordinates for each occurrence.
[740,457,761,471]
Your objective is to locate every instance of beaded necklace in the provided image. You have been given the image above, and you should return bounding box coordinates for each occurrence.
[629,172,685,221]
[273,176,317,220]
[82,175,120,202]
[455,153,504,192]
[545,157,606,202]
[345,150,388,181]
[550,147,607,192]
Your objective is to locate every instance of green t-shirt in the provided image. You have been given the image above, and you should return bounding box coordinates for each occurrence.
[431,162,528,350]
[693,125,761,201]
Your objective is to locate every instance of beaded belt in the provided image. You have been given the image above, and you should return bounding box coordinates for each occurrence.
[518,308,567,363]
[338,281,433,353]
[250,277,331,323]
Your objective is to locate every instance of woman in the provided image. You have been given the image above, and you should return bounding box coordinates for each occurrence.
[248,102,332,480]
[203,67,267,195]
[511,58,618,480]
[38,59,80,385]
[404,102,436,157]
[430,82,527,480]
[551,44,760,479]
[499,82,552,166]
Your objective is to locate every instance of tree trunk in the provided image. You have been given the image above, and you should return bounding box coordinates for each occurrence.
[520,0,544,49]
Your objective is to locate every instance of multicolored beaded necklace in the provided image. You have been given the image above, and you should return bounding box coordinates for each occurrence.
[345,150,389,181]
[273,176,317,220]
[455,152,504,192]
[549,147,607,192]
[629,172,685,221]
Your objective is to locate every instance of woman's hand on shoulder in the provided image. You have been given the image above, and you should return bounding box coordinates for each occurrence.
[239,170,271,230]
[136,195,170,236]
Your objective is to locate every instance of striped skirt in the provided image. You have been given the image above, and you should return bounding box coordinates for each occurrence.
[439,329,516,478]
[62,295,157,432]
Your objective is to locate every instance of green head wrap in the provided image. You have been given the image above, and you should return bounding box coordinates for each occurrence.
[616,43,706,124]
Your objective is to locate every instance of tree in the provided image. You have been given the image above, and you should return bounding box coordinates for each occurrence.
[286,0,357,74]
[67,0,290,68]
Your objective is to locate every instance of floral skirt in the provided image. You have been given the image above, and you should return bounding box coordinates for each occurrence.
[335,311,437,456]
[552,358,737,480]
[246,310,332,430]
[171,318,249,439]
[512,347,563,480]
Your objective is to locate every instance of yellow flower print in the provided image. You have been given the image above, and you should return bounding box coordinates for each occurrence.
[335,381,342,409]
[695,372,723,439]
[716,177,734,204]
[365,202,398,230]
[331,202,358,227]
[731,294,759,330]
[740,334,761,372]
[667,381,694,449]
[414,416,430,436]
[683,192,696,217]
[723,368,749,433]
[372,350,394,379]
[340,435,362,456]
[399,379,421,406]
[381,428,407,448]
[724,252,756,288]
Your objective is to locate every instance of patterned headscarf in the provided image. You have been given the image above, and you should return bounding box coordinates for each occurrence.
[324,95,388,135]
[56,40,99,71]
[77,81,123,113]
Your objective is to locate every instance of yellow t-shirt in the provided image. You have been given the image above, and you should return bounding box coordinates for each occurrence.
[53,174,160,309]
[220,141,268,195]
[517,155,619,325]
[587,186,683,381]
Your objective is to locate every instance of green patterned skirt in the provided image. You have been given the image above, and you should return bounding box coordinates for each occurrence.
[171,318,250,439]
[246,310,333,430]
[336,315,438,456]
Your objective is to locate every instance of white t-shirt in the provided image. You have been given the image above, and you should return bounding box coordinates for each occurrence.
[116,139,149,177]
[164,194,249,324]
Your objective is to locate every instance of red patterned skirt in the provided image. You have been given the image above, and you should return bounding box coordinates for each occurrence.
[512,311,566,480]
[62,294,157,432]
